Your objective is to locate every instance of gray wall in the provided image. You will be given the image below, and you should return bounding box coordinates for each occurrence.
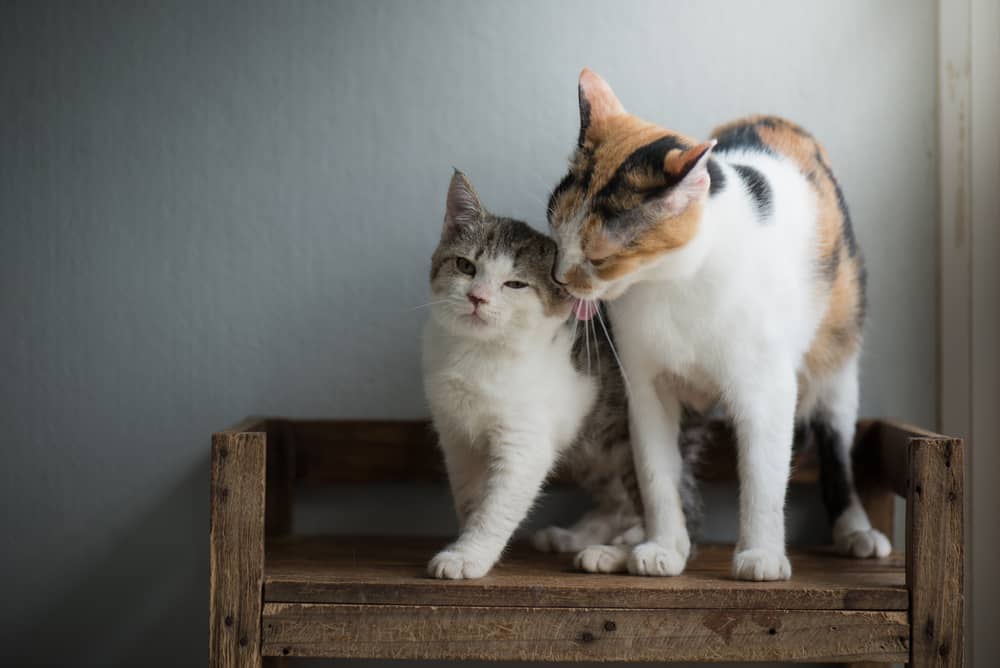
[1,1,936,666]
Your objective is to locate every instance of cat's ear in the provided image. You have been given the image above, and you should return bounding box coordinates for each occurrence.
[659,140,717,215]
[444,169,483,238]
[577,68,625,145]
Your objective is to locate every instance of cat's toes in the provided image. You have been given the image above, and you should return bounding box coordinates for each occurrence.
[835,528,892,558]
[427,549,492,579]
[627,541,688,576]
[574,545,629,573]
[532,526,580,553]
[610,524,646,546]
[732,548,792,581]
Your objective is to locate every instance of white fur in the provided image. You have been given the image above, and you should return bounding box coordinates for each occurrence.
[423,256,598,579]
[556,149,886,580]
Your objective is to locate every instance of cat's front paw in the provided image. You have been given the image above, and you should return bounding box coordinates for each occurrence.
[532,526,582,553]
[732,547,792,581]
[835,528,891,558]
[627,540,689,576]
[574,545,629,573]
[427,549,493,579]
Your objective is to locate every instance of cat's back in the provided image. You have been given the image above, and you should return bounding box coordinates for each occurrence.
[711,115,859,277]
[709,115,866,376]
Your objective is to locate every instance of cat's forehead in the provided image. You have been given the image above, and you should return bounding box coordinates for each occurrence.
[459,218,552,265]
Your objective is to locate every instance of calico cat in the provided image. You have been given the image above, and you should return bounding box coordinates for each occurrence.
[423,170,699,579]
[546,69,887,581]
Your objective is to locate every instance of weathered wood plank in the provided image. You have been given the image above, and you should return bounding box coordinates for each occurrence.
[263,420,294,538]
[286,418,826,485]
[210,430,267,668]
[261,603,909,662]
[907,437,965,667]
[263,537,907,611]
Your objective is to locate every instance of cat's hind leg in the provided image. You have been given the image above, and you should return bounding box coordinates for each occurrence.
[809,355,891,558]
[533,505,644,553]
[532,508,619,553]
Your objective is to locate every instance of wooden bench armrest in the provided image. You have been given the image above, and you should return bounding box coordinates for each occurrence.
[871,419,965,667]
[210,420,268,668]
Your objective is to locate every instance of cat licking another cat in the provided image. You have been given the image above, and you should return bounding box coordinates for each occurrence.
[424,68,885,582]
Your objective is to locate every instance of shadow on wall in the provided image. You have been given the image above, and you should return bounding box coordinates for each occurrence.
[10,459,210,667]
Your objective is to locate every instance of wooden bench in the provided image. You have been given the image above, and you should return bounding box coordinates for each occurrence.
[209,418,964,666]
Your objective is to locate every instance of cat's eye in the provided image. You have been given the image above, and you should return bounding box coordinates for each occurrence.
[590,257,607,267]
[504,281,529,289]
[455,257,476,276]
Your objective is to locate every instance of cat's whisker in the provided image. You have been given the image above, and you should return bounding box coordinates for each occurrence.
[595,304,632,397]
[590,308,601,375]
[403,299,455,312]
[583,302,591,377]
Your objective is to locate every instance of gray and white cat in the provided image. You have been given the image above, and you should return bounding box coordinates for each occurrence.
[422,170,699,579]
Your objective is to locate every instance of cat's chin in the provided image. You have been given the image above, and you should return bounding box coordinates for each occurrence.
[437,312,504,339]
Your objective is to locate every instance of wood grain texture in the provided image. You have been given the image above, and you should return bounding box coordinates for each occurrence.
[210,429,267,668]
[263,537,907,611]
[261,603,909,662]
[907,437,965,667]
[263,420,293,538]
[284,418,826,485]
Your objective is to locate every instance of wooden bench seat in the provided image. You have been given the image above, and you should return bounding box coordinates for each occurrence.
[209,418,964,666]
[261,537,909,662]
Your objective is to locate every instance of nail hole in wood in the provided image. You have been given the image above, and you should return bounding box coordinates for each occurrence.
[914,484,923,495]
[580,631,595,643]
[925,617,935,640]
[939,640,950,657]
[604,620,616,632]
[239,635,248,647]
[768,628,777,635]
[948,490,957,502]
[282,647,291,656]
[223,615,233,627]
[219,446,229,459]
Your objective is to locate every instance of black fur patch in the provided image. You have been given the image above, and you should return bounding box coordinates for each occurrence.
[547,172,574,222]
[732,164,772,220]
[593,135,689,208]
[577,86,591,148]
[812,418,853,523]
[713,122,771,154]
[708,158,726,195]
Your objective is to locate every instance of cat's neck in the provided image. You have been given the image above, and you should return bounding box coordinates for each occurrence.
[430,317,566,358]
[630,171,744,288]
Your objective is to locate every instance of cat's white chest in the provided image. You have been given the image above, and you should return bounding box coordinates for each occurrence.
[422,321,594,450]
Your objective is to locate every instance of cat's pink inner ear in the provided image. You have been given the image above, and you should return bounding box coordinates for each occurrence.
[578,68,625,126]
[445,170,483,231]
[659,141,716,215]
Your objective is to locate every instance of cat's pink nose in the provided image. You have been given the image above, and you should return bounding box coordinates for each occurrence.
[467,293,488,308]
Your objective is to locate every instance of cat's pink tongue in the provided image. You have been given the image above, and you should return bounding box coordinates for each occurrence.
[573,300,598,321]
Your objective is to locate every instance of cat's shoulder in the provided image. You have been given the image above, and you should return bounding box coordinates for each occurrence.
[711,115,818,158]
